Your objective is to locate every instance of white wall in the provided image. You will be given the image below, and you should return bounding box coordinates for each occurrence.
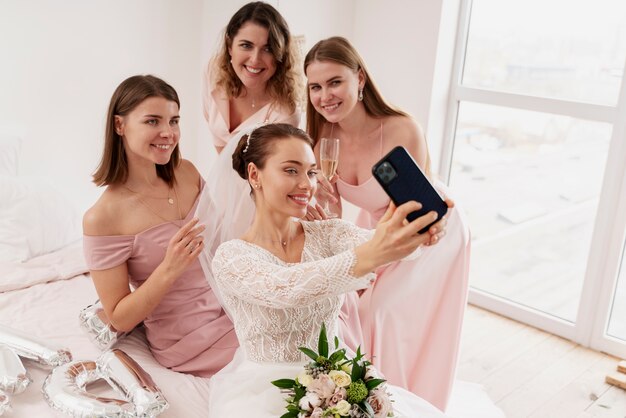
[1,0,456,213]
[0,0,204,212]
[352,0,460,173]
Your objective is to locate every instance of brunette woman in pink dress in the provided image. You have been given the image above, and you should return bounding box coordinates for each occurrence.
[199,1,303,250]
[83,75,237,377]
[304,37,472,411]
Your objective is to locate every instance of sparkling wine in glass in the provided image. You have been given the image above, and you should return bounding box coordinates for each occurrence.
[320,137,340,218]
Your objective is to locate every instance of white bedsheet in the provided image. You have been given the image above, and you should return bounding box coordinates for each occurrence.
[0,241,87,293]
[0,274,212,417]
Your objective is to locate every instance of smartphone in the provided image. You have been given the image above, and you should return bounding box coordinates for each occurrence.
[372,146,448,234]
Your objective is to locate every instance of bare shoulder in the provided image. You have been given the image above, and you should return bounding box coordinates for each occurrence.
[383,115,425,147]
[175,159,201,187]
[180,159,199,177]
[382,115,428,167]
[83,187,125,236]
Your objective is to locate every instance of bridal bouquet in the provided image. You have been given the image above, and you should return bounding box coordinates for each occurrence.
[272,324,394,418]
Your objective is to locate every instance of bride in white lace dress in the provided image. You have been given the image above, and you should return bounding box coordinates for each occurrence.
[207,123,454,417]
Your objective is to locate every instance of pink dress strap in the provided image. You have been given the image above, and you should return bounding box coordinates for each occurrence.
[82,234,134,271]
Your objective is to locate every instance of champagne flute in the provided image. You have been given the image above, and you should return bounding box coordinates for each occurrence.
[319,137,340,218]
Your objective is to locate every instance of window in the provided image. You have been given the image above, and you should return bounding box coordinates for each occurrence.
[443,0,626,357]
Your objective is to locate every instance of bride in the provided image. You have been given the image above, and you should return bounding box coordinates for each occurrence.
[206,123,453,417]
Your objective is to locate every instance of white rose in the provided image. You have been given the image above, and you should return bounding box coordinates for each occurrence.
[297,371,314,387]
[299,392,322,411]
[328,370,352,388]
[333,399,352,416]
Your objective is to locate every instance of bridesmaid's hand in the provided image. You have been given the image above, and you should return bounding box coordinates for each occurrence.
[305,202,329,221]
[425,197,454,246]
[314,173,339,207]
[161,218,205,279]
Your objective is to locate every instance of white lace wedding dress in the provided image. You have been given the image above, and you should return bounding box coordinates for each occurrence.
[209,219,449,417]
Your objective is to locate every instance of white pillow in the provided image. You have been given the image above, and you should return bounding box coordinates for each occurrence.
[0,176,82,263]
[0,135,21,176]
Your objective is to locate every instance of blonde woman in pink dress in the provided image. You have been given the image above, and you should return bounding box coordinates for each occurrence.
[83,75,237,377]
[200,1,303,251]
[304,37,471,411]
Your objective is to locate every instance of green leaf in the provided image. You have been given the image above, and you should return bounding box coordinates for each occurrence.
[318,323,329,358]
[294,385,306,401]
[351,360,363,382]
[280,412,298,418]
[329,348,346,363]
[271,379,296,389]
[334,336,340,349]
[298,347,319,361]
[354,345,367,362]
[365,378,386,390]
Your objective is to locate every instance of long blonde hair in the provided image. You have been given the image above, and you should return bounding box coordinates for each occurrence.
[304,37,408,145]
[304,36,431,176]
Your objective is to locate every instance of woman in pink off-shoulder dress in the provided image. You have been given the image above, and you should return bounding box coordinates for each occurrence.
[198,2,303,253]
[304,37,472,412]
[83,75,237,377]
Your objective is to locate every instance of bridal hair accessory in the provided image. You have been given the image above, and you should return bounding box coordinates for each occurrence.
[242,121,268,154]
[272,323,394,417]
[358,87,364,102]
[242,133,252,154]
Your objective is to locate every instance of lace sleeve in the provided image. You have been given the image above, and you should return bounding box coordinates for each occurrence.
[212,241,374,309]
[318,219,423,261]
[322,219,373,254]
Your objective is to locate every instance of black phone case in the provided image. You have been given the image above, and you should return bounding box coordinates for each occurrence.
[372,146,448,233]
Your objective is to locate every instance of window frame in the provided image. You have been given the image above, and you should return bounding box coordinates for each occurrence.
[440,0,626,358]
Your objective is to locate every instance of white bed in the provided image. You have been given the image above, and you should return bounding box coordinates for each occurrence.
[0,243,214,418]
[0,134,212,417]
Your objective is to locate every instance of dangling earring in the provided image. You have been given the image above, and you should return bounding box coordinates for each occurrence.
[358,87,364,102]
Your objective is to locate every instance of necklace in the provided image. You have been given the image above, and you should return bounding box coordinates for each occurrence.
[253,225,300,249]
[124,184,174,205]
[124,184,183,225]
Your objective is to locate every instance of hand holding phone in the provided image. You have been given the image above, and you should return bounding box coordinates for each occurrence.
[372,146,448,234]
